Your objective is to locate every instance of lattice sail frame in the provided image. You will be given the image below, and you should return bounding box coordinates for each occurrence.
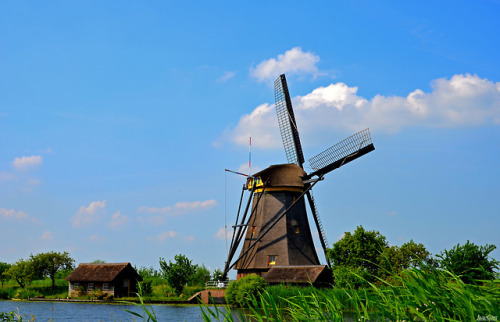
[309,128,373,170]
[274,75,305,167]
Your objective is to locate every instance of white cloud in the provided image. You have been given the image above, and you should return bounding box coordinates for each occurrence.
[12,155,43,170]
[228,103,282,149]
[149,231,179,242]
[174,199,217,213]
[108,211,129,228]
[138,199,217,216]
[71,200,106,228]
[218,71,236,82]
[214,227,234,241]
[250,47,322,83]
[228,74,500,149]
[41,231,54,240]
[0,208,29,220]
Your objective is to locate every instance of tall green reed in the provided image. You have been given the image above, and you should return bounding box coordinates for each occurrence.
[200,265,499,321]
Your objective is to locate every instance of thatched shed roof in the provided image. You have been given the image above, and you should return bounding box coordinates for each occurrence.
[65,263,142,282]
[263,265,332,285]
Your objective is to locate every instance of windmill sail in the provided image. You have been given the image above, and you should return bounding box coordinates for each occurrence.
[275,74,305,167]
[306,190,331,267]
[307,128,375,179]
[275,74,330,267]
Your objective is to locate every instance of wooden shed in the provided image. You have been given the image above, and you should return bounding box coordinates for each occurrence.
[263,265,333,287]
[65,263,142,297]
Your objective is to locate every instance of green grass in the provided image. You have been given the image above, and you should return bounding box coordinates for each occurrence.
[201,266,500,321]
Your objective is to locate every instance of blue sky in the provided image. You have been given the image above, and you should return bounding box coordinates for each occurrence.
[1,1,499,276]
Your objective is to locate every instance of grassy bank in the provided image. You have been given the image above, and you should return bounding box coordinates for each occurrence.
[0,278,68,300]
[0,277,203,302]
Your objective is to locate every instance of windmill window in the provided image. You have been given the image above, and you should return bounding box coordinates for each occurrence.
[252,226,256,236]
[268,255,276,265]
[291,219,299,234]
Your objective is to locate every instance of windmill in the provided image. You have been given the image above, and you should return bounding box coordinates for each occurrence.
[222,74,375,281]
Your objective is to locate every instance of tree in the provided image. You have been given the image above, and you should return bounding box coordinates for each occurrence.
[0,262,11,288]
[30,251,75,294]
[438,241,499,284]
[159,254,197,295]
[135,266,159,279]
[378,240,435,278]
[327,225,388,278]
[212,268,223,281]
[3,259,35,289]
[189,264,211,286]
[91,259,106,264]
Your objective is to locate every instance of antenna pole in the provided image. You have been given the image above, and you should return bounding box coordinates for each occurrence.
[249,137,252,176]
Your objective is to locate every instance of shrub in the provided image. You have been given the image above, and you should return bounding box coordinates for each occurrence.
[13,288,41,299]
[157,284,175,297]
[139,279,153,296]
[0,288,16,300]
[438,241,499,284]
[225,275,266,307]
[75,285,86,297]
[94,289,104,300]
[333,266,370,289]
[183,285,204,298]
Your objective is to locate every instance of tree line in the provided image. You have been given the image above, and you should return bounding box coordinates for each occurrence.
[0,251,74,294]
[0,252,224,298]
[1,226,498,299]
[325,225,499,287]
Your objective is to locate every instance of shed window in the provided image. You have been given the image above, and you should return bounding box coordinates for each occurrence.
[268,255,276,266]
[73,283,80,290]
[88,283,94,291]
[103,283,109,291]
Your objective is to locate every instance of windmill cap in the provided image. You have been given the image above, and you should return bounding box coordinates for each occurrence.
[252,164,306,188]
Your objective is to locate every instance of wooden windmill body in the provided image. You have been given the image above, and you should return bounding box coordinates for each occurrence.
[234,164,320,278]
[223,74,375,282]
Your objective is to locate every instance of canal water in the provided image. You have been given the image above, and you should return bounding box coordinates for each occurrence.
[0,300,225,321]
